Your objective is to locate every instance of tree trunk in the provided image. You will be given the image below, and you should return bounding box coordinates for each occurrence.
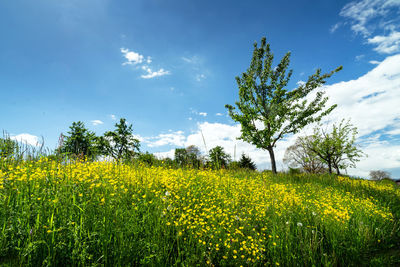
[327,158,332,174]
[267,147,277,174]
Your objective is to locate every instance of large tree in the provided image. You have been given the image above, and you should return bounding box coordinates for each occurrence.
[225,37,341,174]
[100,118,140,161]
[306,120,364,174]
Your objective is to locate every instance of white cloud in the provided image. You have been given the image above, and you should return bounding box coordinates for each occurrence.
[216,113,223,116]
[121,48,170,78]
[196,74,206,82]
[145,131,186,148]
[339,0,400,37]
[355,54,365,61]
[368,31,400,54]
[141,66,170,79]
[369,60,381,64]
[91,120,104,126]
[182,56,200,64]
[152,55,400,177]
[10,133,41,146]
[110,114,117,121]
[338,0,400,54]
[330,22,342,33]
[199,112,207,117]
[296,80,306,86]
[120,48,144,65]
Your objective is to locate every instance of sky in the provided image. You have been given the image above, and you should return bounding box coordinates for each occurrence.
[1,0,400,178]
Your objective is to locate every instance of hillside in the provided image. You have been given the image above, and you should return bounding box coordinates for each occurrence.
[1,159,399,266]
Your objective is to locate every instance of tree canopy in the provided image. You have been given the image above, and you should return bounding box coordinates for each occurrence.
[60,121,99,159]
[225,37,341,174]
[283,136,326,174]
[208,146,231,169]
[306,119,365,174]
[100,118,140,161]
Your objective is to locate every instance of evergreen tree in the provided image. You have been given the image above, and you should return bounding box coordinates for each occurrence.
[238,153,256,170]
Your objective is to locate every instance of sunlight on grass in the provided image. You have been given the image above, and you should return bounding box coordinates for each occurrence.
[0,158,399,266]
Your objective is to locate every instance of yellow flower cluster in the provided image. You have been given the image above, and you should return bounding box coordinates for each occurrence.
[0,158,396,265]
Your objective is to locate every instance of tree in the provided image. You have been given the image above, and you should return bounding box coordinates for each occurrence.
[185,145,203,169]
[238,153,257,170]
[208,146,231,169]
[174,148,188,167]
[60,121,99,159]
[0,136,19,159]
[100,118,140,161]
[174,145,203,169]
[306,119,364,174]
[225,37,341,174]
[283,136,326,173]
[370,170,391,181]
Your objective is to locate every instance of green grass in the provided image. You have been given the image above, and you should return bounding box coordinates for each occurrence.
[0,158,399,266]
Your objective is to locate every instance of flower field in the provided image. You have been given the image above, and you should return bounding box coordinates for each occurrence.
[1,158,399,266]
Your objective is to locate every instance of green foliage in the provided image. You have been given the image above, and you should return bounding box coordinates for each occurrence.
[59,121,99,159]
[0,135,19,159]
[225,37,341,173]
[100,118,140,161]
[174,146,203,169]
[208,146,231,169]
[137,152,157,166]
[306,119,365,174]
[1,160,399,266]
[238,153,256,170]
[283,136,327,173]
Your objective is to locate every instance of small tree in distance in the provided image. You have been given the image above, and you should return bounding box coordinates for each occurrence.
[370,170,391,181]
[208,146,231,169]
[225,37,342,174]
[306,119,364,175]
[100,118,140,161]
[60,121,99,159]
[283,136,326,173]
[238,153,257,170]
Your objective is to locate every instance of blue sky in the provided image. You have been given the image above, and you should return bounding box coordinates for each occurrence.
[1,0,400,178]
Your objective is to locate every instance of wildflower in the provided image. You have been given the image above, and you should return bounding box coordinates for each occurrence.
[297,222,303,227]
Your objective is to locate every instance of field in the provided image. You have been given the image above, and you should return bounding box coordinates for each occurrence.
[0,158,399,266]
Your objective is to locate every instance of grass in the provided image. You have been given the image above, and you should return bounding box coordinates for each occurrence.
[0,158,399,266]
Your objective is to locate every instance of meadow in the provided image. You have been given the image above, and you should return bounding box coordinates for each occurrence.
[0,158,399,266]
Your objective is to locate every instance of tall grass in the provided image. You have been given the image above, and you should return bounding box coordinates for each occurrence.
[0,158,399,266]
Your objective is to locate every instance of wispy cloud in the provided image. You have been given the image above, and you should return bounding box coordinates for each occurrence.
[198,112,207,117]
[196,74,206,82]
[121,48,170,79]
[110,114,117,121]
[338,0,400,54]
[216,113,223,116]
[141,66,170,79]
[368,31,400,54]
[91,120,104,126]
[369,60,381,64]
[330,22,342,33]
[355,54,365,61]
